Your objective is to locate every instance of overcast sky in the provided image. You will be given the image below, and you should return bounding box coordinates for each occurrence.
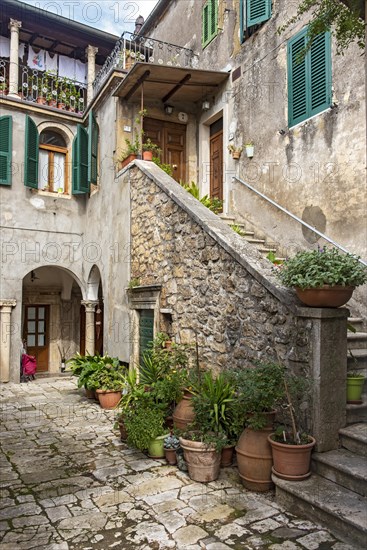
[20,0,159,36]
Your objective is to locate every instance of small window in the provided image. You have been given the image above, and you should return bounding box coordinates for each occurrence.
[202,0,218,48]
[38,130,68,193]
[287,29,331,127]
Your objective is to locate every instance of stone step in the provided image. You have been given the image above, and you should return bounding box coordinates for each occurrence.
[348,318,365,332]
[312,448,367,496]
[244,237,266,245]
[258,247,278,255]
[273,473,367,548]
[346,332,367,350]
[339,423,367,456]
[348,349,367,371]
[346,401,367,425]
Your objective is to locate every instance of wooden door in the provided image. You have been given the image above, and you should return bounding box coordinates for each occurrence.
[144,118,186,182]
[24,305,49,372]
[210,128,223,202]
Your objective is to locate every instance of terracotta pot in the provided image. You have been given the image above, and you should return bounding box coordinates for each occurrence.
[295,285,354,307]
[36,96,46,104]
[96,389,122,409]
[232,151,241,160]
[172,393,195,430]
[118,418,128,441]
[164,447,178,465]
[57,102,66,110]
[347,376,365,404]
[142,151,153,161]
[179,436,221,482]
[268,434,316,480]
[221,445,235,467]
[236,411,276,492]
[118,154,137,171]
[48,99,57,107]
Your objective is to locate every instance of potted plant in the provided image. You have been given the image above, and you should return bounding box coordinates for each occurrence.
[275,246,367,307]
[268,372,315,480]
[233,362,286,491]
[117,135,140,170]
[142,138,161,161]
[227,144,243,160]
[163,433,180,465]
[347,370,365,404]
[68,352,103,399]
[245,141,254,157]
[57,343,70,372]
[91,358,127,409]
[0,81,8,96]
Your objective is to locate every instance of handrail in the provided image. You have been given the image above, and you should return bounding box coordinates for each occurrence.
[233,176,367,266]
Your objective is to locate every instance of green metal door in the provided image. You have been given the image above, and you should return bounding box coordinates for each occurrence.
[139,309,154,366]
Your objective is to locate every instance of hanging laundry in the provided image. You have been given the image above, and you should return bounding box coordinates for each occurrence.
[0,36,10,58]
[27,46,45,71]
[19,43,25,60]
[58,54,76,79]
[75,59,87,86]
[45,51,58,74]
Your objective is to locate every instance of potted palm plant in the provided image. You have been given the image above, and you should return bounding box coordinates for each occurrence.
[276,246,367,307]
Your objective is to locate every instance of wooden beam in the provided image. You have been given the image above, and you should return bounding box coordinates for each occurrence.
[124,70,151,100]
[162,74,191,103]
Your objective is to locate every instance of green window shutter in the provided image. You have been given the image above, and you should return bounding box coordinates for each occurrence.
[288,28,331,127]
[0,116,12,185]
[310,31,331,117]
[139,309,154,367]
[202,3,210,47]
[202,0,217,48]
[24,116,39,189]
[88,111,99,185]
[240,0,245,43]
[210,0,218,37]
[247,0,271,27]
[72,125,89,194]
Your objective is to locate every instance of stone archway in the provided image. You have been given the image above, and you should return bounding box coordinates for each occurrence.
[22,266,83,374]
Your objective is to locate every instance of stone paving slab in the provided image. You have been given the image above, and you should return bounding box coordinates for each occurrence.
[0,378,362,549]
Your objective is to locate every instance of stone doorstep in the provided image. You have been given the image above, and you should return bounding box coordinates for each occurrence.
[346,332,367,350]
[339,424,367,457]
[312,448,367,496]
[273,473,367,548]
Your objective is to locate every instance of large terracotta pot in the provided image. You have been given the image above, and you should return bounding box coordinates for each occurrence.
[172,392,195,430]
[96,389,122,410]
[179,436,221,482]
[268,434,316,480]
[295,285,354,307]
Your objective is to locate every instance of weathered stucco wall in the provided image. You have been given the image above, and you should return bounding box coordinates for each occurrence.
[145,0,367,260]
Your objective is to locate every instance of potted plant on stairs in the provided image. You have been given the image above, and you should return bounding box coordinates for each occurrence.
[347,371,365,404]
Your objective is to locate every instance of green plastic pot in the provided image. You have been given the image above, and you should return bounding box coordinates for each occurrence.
[148,434,170,458]
[347,376,365,403]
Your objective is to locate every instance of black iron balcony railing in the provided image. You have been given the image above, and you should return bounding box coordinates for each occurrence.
[0,59,86,114]
[93,31,195,95]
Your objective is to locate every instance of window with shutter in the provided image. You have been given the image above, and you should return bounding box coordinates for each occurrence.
[241,0,272,41]
[24,116,39,189]
[88,111,99,186]
[288,28,331,127]
[72,125,89,194]
[0,116,12,186]
[202,0,218,48]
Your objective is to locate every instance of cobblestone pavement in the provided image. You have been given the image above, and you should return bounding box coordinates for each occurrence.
[0,378,356,550]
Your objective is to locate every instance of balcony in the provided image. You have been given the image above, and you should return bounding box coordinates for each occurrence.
[93,31,196,95]
[0,59,87,115]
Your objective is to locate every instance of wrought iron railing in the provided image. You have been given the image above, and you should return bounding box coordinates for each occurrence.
[93,31,195,95]
[0,59,86,114]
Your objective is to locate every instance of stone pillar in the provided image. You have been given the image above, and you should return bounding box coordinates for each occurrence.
[81,300,98,355]
[86,45,98,104]
[296,307,349,452]
[0,300,17,383]
[8,19,22,98]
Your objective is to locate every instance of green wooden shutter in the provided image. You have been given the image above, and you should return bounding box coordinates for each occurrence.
[72,125,89,194]
[310,31,331,117]
[139,309,154,367]
[24,116,39,189]
[210,0,218,37]
[247,0,271,27]
[288,31,308,126]
[0,116,12,185]
[88,111,99,186]
[202,2,210,47]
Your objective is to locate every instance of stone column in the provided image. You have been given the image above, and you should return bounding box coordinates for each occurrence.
[296,306,349,452]
[8,19,22,98]
[81,300,98,355]
[0,300,17,383]
[86,45,98,105]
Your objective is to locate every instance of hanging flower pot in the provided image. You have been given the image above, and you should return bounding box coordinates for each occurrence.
[245,144,254,157]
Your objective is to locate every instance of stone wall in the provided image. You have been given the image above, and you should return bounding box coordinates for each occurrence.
[128,161,348,451]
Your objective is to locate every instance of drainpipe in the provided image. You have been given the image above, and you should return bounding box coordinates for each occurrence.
[0,300,17,382]
[8,19,21,98]
[86,45,98,105]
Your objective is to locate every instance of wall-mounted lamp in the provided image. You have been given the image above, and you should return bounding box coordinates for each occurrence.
[202,100,210,111]
[278,129,286,135]
[30,270,39,283]
[164,104,174,115]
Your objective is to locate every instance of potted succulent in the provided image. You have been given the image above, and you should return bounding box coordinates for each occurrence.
[163,433,180,465]
[347,370,365,404]
[233,362,286,491]
[227,144,243,159]
[276,246,367,307]
[268,372,315,481]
